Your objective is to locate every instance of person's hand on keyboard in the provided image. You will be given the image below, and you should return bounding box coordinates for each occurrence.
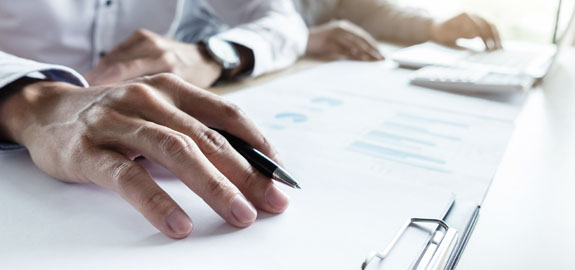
[429,13,502,51]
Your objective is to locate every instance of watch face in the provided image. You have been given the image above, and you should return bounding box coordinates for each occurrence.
[207,37,241,70]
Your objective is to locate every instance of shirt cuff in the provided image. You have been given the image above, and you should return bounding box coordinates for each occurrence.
[214,28,273,77]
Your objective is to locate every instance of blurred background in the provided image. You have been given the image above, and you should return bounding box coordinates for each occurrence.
[390,0,575,44]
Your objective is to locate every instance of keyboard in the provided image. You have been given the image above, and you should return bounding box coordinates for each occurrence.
[462,50,538,70]
[392,41,557,79]
[410,66,535,93]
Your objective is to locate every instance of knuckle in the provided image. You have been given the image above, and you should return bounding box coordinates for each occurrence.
[122,82,155,101]
[158,52,177,71]
[336,20,348,27]
[141,191,172,214]
[135,29,149,38]
[220,101,245,121]
[110,161,142,190]
[141,35,163,49]
[204,174,229,198]
[334,25,346,34]
[157,131,196,161]
[239,165,260,191]
[196,128,228,157]
[150,72,182,85]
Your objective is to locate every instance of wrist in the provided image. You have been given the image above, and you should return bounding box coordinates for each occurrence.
[198,43,224,80]
[0,79,77,145]
[200,37,254,81]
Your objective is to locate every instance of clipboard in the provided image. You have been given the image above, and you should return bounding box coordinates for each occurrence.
[361,204,481,270]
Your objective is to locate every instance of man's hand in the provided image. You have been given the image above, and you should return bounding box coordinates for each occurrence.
[306,20,384,61]
[429,13,502,51]
[0,74,289,239]
[85,30,222,88]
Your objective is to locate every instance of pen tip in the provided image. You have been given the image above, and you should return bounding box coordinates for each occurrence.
[272,168,301,190]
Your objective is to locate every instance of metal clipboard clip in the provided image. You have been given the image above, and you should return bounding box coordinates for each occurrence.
[361,218,458,270]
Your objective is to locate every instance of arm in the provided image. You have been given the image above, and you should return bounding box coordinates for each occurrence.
[338,0,433,44]
[338,0,501,50]
[206,0,308,76]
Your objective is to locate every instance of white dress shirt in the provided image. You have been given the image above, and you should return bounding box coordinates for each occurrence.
[0,0,307,90]
[293,0,432,44]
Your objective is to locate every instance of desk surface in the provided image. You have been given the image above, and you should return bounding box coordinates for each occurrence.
[213,47,575,269]
[457,48,575,269]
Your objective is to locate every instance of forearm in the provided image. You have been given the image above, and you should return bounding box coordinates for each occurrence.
[339,0,434,44]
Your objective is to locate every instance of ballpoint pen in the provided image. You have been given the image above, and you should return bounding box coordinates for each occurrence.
[212,128,301,189]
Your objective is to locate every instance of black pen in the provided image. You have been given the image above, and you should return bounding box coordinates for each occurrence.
[212,128,301,189]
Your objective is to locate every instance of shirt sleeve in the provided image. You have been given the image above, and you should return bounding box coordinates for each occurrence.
[338,0,434,44]
[0,51,88,151]
[0,51,88,89]
[205,0,308,77]
[173,0,229,44]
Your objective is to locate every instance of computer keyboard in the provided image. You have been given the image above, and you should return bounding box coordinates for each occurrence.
[410,66,535,93]
[463,50,537,69]
[391,41,557,79]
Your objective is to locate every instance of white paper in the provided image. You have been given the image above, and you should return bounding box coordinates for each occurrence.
[0,61,518,269]
[0,148,453,269]
[227,61,519,204]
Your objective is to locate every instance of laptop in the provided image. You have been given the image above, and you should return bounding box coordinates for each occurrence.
[392,4,575,80]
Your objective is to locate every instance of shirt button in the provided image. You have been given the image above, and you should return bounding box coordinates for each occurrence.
[105,0,112,6]
[99,51,107,57]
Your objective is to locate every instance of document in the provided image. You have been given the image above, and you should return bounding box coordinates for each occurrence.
[227,61,519,204]
[0,147,453,269]
[0,61,518,269]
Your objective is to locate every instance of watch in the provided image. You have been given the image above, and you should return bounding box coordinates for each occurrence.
[201,37,241,79]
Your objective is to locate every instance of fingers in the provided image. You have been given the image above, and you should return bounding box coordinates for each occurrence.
[488,21,503,49]
[108,29,161,60]
[114,29,150,52]
[88,149,193,239]
[86,29,170,86]
[341,24,384,60]
[135,99,290,214]
[144,74,282,163]
[336,32,383,61]
[330,21,383,61]
[433,13,502,51]
[306,20,384,61]
[463,13,499,51]
[87,53,173,85]
[111,117,259,228]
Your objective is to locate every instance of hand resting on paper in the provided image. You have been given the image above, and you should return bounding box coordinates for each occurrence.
[0,74,289,239]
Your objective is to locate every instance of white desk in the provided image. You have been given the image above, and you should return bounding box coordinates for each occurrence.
[213,47,575,269]
[457,48,575,269]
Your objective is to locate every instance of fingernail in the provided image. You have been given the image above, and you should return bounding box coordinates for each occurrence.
[265,184,289,212]
[230,195,257,225]
[166,209,193,236]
